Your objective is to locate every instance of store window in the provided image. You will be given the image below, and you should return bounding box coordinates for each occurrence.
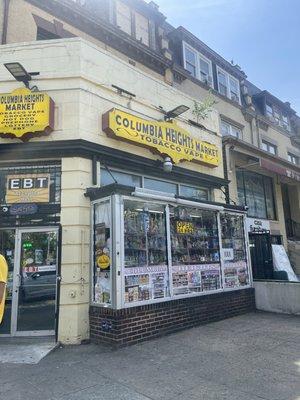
[90,193,251,309]
[236,170,276,220]
[179,185,209,201]
[93,200,112,306]
[123,200,169,304]
[170,206,221,296]
[261,140,277,155]
[101,168,142,187]
[183,43,213,86]
[220,213,249,288]
[100,168,210,200]
[221,120,242,139]
[144,178,177,194]
[217,67,241,104]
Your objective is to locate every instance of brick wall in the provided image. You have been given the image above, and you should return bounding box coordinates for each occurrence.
[90,288,255,346]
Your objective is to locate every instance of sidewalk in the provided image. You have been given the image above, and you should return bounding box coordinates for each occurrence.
[1,311,299,400]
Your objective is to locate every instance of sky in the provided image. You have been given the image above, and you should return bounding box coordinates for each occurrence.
[156,0,300,114]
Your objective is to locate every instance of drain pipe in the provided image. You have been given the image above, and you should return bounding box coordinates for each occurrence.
[1,0,10,45]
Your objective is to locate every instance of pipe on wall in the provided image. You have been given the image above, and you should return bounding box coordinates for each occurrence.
[1,0,10,45]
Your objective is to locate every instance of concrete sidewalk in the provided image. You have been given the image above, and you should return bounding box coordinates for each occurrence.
[0,311,299,400]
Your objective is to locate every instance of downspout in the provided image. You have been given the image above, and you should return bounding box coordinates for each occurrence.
[222,142,230,204]
[1,0,10,45]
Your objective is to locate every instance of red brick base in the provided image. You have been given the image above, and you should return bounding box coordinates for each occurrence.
[90,288,255,346]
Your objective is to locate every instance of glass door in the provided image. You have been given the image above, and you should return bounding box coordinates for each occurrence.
[13,228,59,335]
[0,230,16,335]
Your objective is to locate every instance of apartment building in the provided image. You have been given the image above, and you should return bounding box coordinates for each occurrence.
[0,0,297,344]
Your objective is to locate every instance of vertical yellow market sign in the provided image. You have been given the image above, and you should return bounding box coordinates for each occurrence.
[0,87,54,140]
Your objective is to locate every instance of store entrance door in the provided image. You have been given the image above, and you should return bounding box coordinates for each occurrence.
[0,227,59,337]
[249,233,273,280]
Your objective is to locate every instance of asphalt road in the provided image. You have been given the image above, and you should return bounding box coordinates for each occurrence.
[1,311,300,400]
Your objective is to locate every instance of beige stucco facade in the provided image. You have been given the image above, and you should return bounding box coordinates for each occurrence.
[0,38,225,343]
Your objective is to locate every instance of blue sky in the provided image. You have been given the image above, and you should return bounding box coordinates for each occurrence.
[157,0,300,114]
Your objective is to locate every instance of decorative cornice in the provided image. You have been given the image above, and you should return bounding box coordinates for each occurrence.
[25,0,172,75]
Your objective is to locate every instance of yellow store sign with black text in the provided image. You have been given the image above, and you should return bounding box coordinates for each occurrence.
[0,87,54,140]
[103,108,220,166]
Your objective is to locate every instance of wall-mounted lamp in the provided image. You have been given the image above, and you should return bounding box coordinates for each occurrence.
[4,62,40,90]
[163,156,173,172]
[164,105,190,121]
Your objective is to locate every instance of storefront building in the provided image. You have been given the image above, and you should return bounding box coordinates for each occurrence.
[0,38,254,344]
[1,0,299,344]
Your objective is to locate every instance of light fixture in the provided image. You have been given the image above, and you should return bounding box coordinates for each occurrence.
[164,105,190,121]
[4,62,39,89]
[163,156,173,172]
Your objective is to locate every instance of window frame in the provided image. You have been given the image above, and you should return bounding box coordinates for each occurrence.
[115,0,151,47]
[288,152,298,165]
[261,140,277,155]
[265,103,291,132]
[100,167,211,201]
[216,66,241,104]
[220,120,242,139]
[183,42,214,87]
[236,170,277,220]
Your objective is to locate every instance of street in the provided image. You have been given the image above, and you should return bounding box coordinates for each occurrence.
[1,311,299,400]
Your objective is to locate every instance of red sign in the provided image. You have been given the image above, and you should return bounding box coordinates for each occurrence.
[260,158,300,182]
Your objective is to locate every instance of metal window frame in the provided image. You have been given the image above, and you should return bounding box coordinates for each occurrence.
[90,194,252,310]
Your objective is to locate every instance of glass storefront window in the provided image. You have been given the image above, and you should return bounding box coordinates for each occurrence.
[123,200,169,304]
[93,200,112,306]
[101,169,142,188]
[180,185,209,201]
[91,194,251,309]
[144,178,177,194]
[220,213,249,288]
[170,206,221,296]
[236,170,276,220]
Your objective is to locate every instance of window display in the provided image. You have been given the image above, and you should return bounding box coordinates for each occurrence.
[91,190,251,309]
[170,206,221,295]
[93,201,111,305]
[123,201,169,304]
[220,213,249,288]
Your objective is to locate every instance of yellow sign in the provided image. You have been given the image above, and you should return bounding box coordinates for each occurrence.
[102,108,219,167]
[176,221,195,234]
[5,174,50,204]
[0,87,54,140]
[97,254,110,270]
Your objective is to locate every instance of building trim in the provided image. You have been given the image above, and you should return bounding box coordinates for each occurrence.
[0,139,229,189]
[25,0,172,75]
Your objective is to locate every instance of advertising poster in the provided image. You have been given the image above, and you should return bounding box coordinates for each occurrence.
[224,261,249,288]
[124,265,169,303]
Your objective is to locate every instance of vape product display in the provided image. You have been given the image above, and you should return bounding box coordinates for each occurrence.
[124,206,167,268]
[170,207,220,265]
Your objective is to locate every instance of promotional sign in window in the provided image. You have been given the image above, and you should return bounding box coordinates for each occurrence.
[0,87,54,140]
[5,174,50,204]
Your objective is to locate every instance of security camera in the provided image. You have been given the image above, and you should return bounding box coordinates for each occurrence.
[163,156,173,172]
